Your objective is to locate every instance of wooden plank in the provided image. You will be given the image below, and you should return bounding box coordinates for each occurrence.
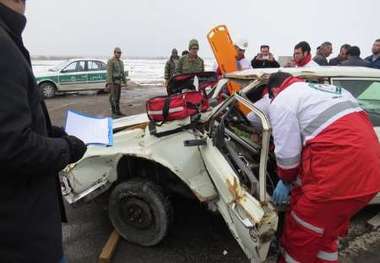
[99,230,120,263]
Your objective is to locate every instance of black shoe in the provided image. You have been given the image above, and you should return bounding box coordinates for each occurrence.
[112,113,121,119]
[111,104,116,115]
[115,103,125,116]
[116,111,126,116]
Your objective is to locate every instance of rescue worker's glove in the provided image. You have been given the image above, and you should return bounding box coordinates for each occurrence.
[50,126,67,138]
[273,180,291,205]
[63,135,87,163]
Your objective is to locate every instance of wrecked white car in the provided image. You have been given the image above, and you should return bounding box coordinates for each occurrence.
[61,66,380,262]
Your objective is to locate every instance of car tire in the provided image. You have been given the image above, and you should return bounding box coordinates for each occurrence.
[40,82,56,99]
[109,178,173,247]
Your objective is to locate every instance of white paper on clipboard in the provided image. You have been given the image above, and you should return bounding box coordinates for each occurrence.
[64,110,113,146]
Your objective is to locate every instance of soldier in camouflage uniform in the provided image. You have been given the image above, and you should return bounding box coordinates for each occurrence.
[176,39,205,74]
[107,47,127,118]
[164,48,179,87]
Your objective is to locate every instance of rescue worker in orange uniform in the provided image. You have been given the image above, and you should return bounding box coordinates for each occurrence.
[266,72,380,263]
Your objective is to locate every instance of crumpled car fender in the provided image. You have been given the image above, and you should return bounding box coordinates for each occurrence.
[62,127,218,204]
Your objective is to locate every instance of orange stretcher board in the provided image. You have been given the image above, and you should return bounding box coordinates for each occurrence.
[207,25,251,114]
[207,25,237,75]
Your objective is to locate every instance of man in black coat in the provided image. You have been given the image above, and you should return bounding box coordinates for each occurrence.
[251,45,280,68]
[0,1,87,262]
[329,44,350,66]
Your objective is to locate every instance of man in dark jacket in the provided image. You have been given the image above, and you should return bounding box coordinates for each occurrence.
[365,39,380,69]
[251,45,280,68]
[0,1,87,263]
[340,46,370,67]
[329,44,350,65]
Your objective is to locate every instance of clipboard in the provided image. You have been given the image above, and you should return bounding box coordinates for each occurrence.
[64,110,113,146]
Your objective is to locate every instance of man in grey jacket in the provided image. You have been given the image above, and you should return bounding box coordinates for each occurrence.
[313,42,333,66]
[340,46,370,67]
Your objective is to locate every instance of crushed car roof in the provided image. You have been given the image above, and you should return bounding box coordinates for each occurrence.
[224,66,380,80]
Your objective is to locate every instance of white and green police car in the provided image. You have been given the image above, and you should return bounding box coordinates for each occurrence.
[35,59,127,98]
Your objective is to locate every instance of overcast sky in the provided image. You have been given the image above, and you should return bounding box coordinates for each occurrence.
[23,0,379,59]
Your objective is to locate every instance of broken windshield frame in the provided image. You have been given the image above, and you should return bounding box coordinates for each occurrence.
[206,93,272,202]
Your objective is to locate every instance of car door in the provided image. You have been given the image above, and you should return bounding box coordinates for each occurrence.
[87,60,107,90]
[58,60,88,91]
[331,78,380,126]
[198,94,278,262]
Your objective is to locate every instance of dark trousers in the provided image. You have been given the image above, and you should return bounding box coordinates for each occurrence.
[109,84,121,113]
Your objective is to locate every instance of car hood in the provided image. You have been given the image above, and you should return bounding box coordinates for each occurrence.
[113,113,149,131]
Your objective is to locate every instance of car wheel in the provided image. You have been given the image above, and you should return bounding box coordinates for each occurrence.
[40,82,56,98]
[109,178,173,247]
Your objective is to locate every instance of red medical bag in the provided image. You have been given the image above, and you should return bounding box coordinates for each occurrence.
[146,91,208,124]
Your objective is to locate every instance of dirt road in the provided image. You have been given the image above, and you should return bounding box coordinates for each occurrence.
[45,85,380,263]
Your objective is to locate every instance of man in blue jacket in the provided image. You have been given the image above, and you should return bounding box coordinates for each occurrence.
[365,39,380,69]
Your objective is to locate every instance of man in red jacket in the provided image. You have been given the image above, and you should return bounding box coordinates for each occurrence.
[267,72,380,263]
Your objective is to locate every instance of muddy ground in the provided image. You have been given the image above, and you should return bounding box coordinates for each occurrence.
[46,83,380,263]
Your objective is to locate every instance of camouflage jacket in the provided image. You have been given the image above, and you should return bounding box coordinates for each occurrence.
[175,55,205,75]
[107,57,127,85]
[164,58,179,80]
